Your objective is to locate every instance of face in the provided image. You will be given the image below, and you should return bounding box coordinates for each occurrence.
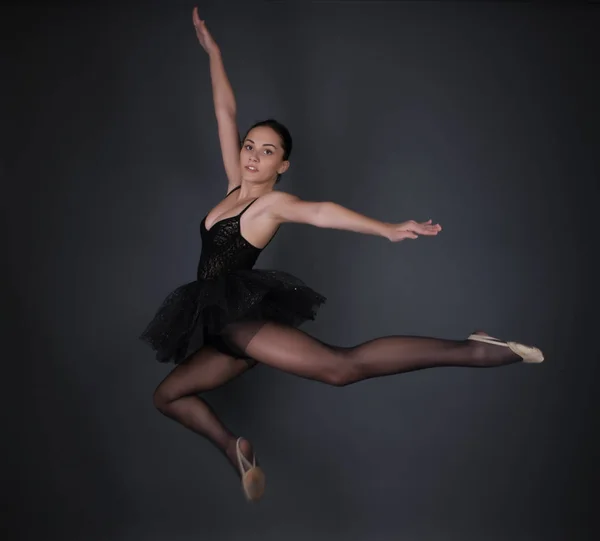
[240,126,289,183]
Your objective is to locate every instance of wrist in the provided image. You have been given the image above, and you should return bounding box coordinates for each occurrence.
[208,46,222,59]
[380,222,392,240]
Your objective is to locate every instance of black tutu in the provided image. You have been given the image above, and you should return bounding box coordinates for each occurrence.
[139,269,326,364]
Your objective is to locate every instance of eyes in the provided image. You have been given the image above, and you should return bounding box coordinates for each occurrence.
[244,144,274,155]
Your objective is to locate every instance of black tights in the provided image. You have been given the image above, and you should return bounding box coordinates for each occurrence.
[153,322,522,474]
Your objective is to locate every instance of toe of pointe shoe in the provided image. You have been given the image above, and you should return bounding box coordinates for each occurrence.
[236,437,265,502]
[507,342,544,363]
[242,467,266,502]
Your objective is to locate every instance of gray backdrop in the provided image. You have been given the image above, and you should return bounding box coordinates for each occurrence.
[3,1,598,540]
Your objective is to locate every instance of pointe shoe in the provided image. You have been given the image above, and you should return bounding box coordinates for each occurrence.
[467,333,544,363]
[236,437,265,502]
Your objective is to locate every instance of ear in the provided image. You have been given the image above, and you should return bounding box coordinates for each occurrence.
[278,160,290,175]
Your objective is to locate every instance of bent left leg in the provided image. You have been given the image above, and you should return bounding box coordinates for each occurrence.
[153,345,258,476]
[222,322,522,386]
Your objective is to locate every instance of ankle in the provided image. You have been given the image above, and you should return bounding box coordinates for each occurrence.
[467,339,520,367]
[225,437,254,465]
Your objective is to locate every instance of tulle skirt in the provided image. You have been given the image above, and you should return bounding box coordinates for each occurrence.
[139,269,326,364]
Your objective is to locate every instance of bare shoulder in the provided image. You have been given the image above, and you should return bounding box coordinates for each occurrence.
[227,182,241,194]
[260,190,322,225]
[260,190,301,217]
[261,190,299,206]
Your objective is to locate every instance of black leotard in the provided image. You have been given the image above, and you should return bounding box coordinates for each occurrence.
[140,186,325,364]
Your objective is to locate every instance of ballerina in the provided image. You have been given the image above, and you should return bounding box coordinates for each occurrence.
[140,8,544,503]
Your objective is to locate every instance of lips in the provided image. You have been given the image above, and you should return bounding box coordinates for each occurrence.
[245,165,259,172]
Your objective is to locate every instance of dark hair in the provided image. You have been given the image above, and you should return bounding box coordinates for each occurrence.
[241,118,292,183]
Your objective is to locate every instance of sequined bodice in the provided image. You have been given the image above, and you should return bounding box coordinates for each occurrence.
[197,212,262,280]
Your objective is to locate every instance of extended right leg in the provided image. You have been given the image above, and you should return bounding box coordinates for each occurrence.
[221,322,525,386]
[153,345,257,476]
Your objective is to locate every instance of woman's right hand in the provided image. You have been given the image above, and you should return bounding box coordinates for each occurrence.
[193,7,219,56]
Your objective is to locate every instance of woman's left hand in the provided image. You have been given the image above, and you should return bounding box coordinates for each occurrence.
[193,7,219,56]
[386,219,442,242]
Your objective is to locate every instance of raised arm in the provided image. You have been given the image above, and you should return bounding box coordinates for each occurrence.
[266,192,442,242]
[193,8,241,192]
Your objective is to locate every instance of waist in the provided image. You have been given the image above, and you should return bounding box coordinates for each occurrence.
[197,262,255,281]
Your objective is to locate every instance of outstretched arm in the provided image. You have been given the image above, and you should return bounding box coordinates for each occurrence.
[193,8,241,191]
[267,192,442,242]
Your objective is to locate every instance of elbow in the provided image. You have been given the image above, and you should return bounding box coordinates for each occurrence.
[215,107,237,119]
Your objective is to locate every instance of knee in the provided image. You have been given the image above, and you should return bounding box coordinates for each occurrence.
[323,350,358,387]
[325,372,352,387]
[153,386,172,414]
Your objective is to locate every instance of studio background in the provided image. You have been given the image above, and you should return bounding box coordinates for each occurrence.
[2,1,598,540]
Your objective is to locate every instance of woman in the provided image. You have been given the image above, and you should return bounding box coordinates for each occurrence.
[140,8,544,503]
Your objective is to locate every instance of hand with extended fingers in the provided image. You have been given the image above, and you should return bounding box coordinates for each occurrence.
[386,219,442,242]
[192,6,219,56]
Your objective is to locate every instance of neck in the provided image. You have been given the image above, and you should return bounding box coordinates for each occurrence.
[238,179,276,199]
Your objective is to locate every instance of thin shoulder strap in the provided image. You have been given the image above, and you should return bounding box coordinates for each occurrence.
[239,197,259,217]
[226,185,241,197]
